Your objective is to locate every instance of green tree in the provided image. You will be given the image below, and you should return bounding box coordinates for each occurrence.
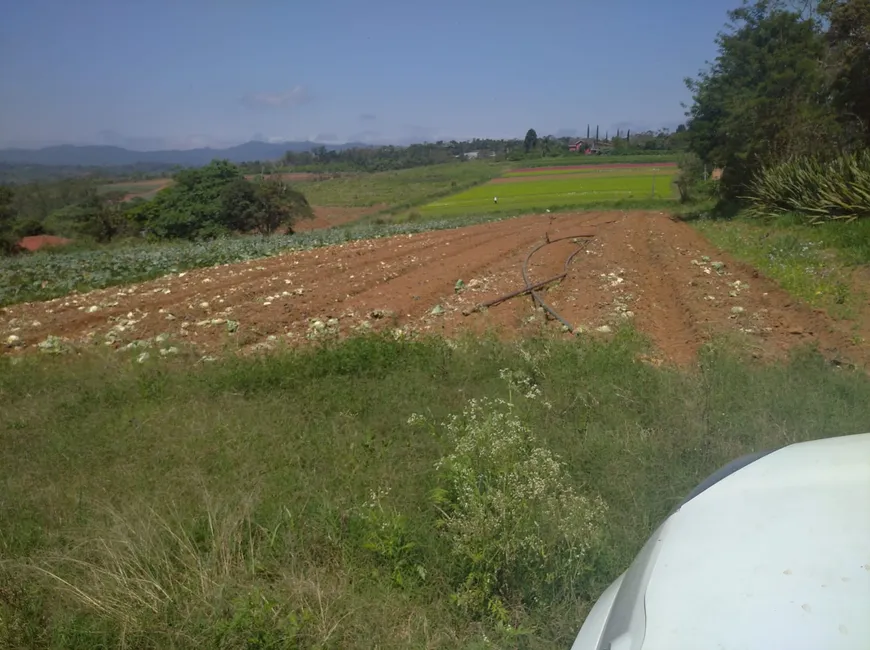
[674,152,707,203]
[135,160,246,240]
[684,0,837,196]
[0,186,17,254]
[254,179,314,234]
[219,177,314,235]
[220,178,261,232]
[48,190,129,242]
[820,0,870,145]
[523,129,538,153]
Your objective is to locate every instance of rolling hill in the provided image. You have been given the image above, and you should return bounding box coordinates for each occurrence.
[0,141,370,167]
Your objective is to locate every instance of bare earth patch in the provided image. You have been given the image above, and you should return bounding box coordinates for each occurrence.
[2,211,866,366]
[295,205,388,232]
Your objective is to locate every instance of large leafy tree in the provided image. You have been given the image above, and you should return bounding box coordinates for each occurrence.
[820,0,870,145]
[218,177,314,234]
[523,129,538,153]
[132,160,246,239]
[684,0,837,195]
[220,177,314,235]
[49,189,130,242]
[0,186,17,253]
[252,178,314,235]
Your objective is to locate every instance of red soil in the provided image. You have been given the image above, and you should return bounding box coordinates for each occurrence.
[16,235,72,252]
[2,211,865,367]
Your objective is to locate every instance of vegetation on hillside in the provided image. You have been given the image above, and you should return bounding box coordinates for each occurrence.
[0,161,315,251]
[276,130,688,173]
[127,161,314,240]
[0,161,176,185]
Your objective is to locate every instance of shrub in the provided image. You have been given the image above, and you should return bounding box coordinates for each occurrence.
[745,150,870,222]
[411,370,607,625]
[351,487,425,588]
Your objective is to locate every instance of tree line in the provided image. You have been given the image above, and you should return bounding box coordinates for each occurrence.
[274,130,686,173]
[0,162,177,185]
[522,126,687,156]
[0,160,314,253]
[683,0,870,205]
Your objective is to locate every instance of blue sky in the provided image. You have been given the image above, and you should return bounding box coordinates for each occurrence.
[0,0,735,150]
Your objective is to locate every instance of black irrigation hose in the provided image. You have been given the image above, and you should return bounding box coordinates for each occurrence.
[522,234,594,333]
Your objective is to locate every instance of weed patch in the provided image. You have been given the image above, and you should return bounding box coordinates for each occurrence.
[694,213,869,320]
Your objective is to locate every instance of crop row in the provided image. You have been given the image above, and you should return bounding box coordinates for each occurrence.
[0,215,505,306]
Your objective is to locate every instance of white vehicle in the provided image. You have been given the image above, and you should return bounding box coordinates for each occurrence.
[571,433,870,650]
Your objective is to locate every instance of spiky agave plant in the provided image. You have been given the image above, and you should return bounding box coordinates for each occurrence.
[745,150,870,223]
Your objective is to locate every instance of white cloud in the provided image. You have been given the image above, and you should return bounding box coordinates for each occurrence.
[242,85,311,109]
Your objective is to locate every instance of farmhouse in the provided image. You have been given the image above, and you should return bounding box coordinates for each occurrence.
[568,139,612,155]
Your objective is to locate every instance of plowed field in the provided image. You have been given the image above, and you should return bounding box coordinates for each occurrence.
[2,211,865,366]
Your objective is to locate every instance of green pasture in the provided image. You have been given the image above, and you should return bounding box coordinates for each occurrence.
[420,170,676,217]
[512,153,679,169]
[292,162,502,208]
[98,180,169,201]
[505,164,677,177]
[94,163,503,211]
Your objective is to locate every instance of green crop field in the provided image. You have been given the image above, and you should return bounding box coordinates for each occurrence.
[420,167,676,217]
[291,162,502,208]
[512,153,679,168]
[98,179,172,201]
[95,164,503,212]
[504,164,677,178]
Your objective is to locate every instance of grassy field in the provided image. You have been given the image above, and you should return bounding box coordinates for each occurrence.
[97,179,170,201]
[512,153,679,168]
[96,164,503,211]
[291,163,502,209]
[504,164,677,178]
[420,169,676,218]
[3,330,869,649]
[693,213,870,322]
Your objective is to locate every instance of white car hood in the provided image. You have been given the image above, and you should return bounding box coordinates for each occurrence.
[641,433,870,650]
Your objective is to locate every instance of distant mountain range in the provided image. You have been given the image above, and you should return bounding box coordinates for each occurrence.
[0,141,370,167]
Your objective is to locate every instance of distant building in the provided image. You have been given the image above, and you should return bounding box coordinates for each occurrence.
[569,139,610,154]
[463,151,480,160]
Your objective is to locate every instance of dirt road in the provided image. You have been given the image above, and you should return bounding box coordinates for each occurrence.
[1,211,864,365]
